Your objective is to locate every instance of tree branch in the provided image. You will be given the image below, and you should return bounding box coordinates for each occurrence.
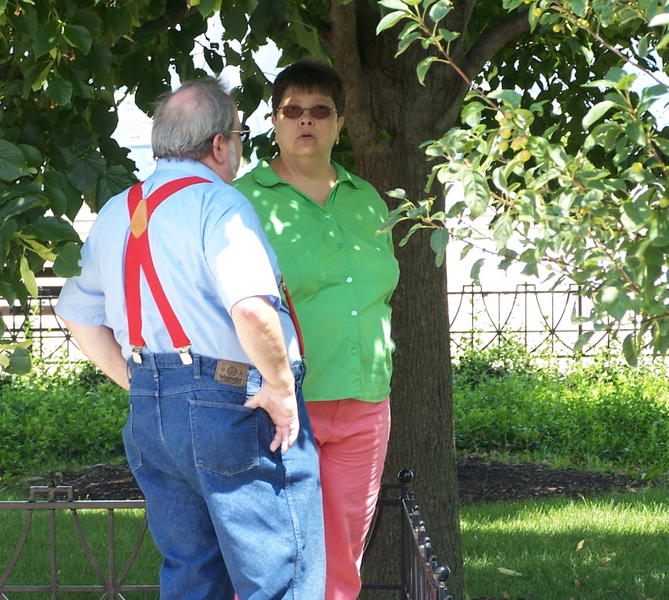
[327,0,365,117]
[451,0,479,61]
[461,11,531,81]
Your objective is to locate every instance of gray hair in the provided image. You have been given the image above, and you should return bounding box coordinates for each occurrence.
[151,78,235,160]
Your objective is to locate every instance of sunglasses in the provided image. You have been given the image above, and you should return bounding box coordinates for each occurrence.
[230,126,251,143]
[276,104,337,120]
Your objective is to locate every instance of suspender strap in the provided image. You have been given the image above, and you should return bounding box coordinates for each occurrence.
[124,177,211,352]
[281,277,306,359]
[124,176,306,362]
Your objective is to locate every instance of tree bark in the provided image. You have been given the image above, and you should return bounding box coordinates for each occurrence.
[322,2,533,596]
[326,3,466,597]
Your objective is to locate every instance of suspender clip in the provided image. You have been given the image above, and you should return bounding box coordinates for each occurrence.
[131,347,143,364]
[178,346,193,366]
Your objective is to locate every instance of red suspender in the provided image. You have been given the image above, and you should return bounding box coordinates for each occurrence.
[124,176,306,362]
[124,177,211,362]
[281,277,305,359]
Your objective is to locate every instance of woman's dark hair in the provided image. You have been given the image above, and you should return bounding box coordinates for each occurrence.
[271,59,345,115]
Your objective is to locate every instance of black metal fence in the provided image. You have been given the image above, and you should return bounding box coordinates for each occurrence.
[0,472,451,599]
[1,282,637,361]
[447,283,635,357]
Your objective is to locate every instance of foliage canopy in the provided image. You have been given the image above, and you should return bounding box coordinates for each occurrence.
[378,0,669,364]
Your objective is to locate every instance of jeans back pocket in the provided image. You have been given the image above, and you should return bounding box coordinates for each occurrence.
[189,392,260,477]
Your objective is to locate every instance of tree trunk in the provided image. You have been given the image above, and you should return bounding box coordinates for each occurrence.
[323,3,495,596]
[355,146,462,600]
[324,8,467,596]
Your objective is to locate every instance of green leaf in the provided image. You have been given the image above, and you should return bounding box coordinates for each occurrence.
[68,151,105,193]
[461,102,484,127]
[622,333,638,367]
[462,170,490,218]
[582,100,616,128]
[470,257,484,283]
[45,77,73,105]
[416,56,439,85]
[395,30,422,56]
[97,165,135,208]
[573,331,594,354]
[386,188,408,199]
[430,228,449,267]
[437,28,460,42]
[63,24,93,54]
[7,347,32,375]
[376,10,407,34]
[649,13,669,27]
[378,0,410,10]
[19,255,38,297]
[43,170,77,218]
[488,89,522,109]
[658,32,669,49]
[621,199,651,233]
[600,285,627,321]
[22,216,79,243]
[289,19,328,61]
[625,121,646,145]
[105,3,134,38]
[15,234,56,261]
[429,1,453,23]
[195,0,221,18]
[493,213,513,251]
[25,60,53,92]
[0,140,29,182]
[34,21,61,57]
[52,242,82,277]
[502,0,524,9]
[19,144,43,168]
[568,0,586,17]
[0,195,42,222]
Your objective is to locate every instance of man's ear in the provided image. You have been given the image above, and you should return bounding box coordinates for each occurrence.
[211,133,229,165]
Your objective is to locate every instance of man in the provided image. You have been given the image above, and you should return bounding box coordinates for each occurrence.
[55,78,324,599]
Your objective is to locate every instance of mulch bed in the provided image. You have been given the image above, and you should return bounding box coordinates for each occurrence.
[22,455,645,502]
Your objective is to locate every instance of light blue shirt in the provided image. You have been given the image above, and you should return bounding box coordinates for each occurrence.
[56,158,301,366]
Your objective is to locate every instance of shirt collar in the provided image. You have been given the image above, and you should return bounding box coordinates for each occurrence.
[154,157,224,183]
[251,159,365,190]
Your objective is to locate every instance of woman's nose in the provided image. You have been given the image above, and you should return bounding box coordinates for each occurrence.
[299,112,314,125]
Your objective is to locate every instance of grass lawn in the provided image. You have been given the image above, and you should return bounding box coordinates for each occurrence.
[461,487,669,600]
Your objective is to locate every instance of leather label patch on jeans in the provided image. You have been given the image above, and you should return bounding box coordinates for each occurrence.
[214,359,249,387]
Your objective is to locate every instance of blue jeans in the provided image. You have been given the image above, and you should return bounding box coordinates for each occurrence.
[123,353,324,600]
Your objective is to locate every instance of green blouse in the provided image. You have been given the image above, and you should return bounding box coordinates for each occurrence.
[234,160,399,403]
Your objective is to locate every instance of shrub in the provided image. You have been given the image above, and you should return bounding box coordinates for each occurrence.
[0,361,127,478]
[453,344,669,476]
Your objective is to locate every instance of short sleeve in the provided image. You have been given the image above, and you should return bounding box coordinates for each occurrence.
[202,193,281,312]
[54,240,107,325]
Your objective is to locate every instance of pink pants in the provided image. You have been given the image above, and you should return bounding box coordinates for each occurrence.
[306,397,391,600]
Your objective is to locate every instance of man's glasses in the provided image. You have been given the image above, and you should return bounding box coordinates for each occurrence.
[276,105,337,120]
[230,126,251,143]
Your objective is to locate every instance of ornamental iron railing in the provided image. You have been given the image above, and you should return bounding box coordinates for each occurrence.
[0,485,157,599]
[0,472,451,600]
[1,282,638,362]
[361,470,452,599]
[447,283,636,357]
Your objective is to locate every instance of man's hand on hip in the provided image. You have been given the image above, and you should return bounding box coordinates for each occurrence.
[244,383,299,452]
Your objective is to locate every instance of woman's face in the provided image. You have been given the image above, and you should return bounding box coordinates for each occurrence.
[272,86,344,161]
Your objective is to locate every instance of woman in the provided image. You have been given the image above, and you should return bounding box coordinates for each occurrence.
[235,59,399,600]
